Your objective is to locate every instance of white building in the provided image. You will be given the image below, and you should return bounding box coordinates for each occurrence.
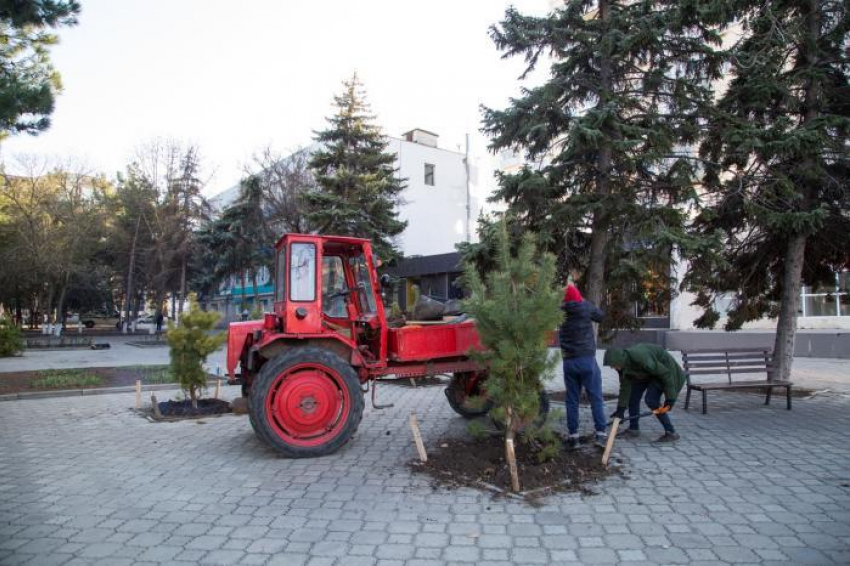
[205,128,495,321]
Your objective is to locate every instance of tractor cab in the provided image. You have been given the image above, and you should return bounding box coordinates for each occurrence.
[270,233,387,364]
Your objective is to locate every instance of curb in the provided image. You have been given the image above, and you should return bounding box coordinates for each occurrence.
[0,379,232,403]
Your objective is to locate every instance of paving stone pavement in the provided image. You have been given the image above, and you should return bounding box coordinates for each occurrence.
[1,382,849,565]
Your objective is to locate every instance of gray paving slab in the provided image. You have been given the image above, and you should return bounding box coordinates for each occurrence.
[0,375,848,565]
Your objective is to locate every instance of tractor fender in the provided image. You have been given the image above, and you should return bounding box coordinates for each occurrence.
[227,320,263,379]
[253,335,365,379]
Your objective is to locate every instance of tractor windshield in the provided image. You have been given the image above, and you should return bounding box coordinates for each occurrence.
[322,256,347,318]
[350,255,376,314]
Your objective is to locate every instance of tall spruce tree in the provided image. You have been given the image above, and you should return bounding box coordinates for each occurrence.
[482,1,726,329]
[686,0,850,381]
[306,74,407,261]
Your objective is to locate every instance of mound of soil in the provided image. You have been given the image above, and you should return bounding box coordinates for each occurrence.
[156,398,231,417]
[410,434,617,496]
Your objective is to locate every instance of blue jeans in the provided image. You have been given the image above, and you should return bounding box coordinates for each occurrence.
[563,356,607,434]
[628,380,675,433]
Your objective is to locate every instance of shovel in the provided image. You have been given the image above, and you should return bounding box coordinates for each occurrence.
[601,408,666,465]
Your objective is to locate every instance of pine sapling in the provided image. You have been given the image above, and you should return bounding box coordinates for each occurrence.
[165,294,226,407]
[462,221,563,490]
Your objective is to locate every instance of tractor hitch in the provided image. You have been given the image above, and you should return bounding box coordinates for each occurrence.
[370,380,394,410]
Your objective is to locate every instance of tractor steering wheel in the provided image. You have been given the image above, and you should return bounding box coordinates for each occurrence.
[326,282,365,301]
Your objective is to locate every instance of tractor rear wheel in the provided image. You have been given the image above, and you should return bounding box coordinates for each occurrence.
[445,372,494,418]
[250,347,364,458]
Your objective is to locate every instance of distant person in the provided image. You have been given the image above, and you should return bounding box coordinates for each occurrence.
[603,343,687,443]
[241,308,249,322]
[155,311,164,334]
[559,283,607,450]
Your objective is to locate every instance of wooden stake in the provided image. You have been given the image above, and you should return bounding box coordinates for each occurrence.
[135,380,141,409]
[409,412,427,462]
[214,379,221,399]
[151,394,162,419]
[602,417,620,465]
[505,437,520,492]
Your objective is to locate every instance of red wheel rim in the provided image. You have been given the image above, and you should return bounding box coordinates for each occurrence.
[265,362,351,448]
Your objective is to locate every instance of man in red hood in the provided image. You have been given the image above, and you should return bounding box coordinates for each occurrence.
[559,283,607,450]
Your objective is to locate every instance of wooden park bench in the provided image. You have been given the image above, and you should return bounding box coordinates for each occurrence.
[682,349,793,414]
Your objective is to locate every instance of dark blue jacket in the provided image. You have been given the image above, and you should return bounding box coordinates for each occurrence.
[559,300,604,359]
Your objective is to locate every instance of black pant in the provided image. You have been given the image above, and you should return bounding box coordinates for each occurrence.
[628,380,675,433]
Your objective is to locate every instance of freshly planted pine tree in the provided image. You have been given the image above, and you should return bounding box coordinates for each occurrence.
[482,1,726,329]
[686,0,850,381]
[306,74,407,261]
[166,295,226,406]
[462,222,563,491]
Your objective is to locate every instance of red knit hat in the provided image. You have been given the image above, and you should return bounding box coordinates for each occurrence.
[563,284,582,303]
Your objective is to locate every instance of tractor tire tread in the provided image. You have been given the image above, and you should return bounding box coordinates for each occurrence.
[250,346,364,458]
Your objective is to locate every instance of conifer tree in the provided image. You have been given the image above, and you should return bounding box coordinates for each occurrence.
[0,0,80,139]
[306,74,407,261]
[166,294,226,406]
[482,1,726,328]
[462,221,562,490]
[686,0,850,381]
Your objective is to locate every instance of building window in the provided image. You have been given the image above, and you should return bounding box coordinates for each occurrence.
[424,163,435,186]
[801,271,849,317]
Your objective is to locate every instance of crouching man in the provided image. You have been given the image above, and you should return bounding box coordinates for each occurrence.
[603,344,687,443]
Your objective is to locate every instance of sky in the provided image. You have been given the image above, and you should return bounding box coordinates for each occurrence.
[1,0,552,195]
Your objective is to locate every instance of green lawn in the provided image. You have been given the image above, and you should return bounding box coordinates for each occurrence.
[30,369,103,389]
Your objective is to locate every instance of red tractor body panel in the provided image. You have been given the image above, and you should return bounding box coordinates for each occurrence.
[227,320,263,380]
[387,321,482,362]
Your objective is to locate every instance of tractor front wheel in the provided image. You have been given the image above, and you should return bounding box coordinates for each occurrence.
[250,347,364,458]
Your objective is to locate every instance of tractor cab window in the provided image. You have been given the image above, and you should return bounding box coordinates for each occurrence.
[322,256,347,318]
[275,251,285,302]
[290,242,316,301]
[350,255,377,314]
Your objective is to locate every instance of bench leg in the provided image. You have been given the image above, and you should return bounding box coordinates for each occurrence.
[685,387,692,411]
[765,387,772,406]
[787,386,792,410]
[702,390,707,415]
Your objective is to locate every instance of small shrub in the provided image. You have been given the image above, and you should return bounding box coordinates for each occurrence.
[0,317,24,357]
[166,294,226,406]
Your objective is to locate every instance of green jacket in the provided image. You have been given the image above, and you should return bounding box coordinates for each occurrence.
[606,344,687,408]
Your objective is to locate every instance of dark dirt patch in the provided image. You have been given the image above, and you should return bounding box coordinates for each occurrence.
[156,398,231,418]
[409,434,618,498]
[0,366,220,395]
[548,390,619,404]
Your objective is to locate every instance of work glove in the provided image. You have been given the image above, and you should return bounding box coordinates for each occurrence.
[610,407,626,420]
[654,400,675,415]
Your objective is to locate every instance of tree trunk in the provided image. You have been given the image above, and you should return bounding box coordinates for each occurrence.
[771,0,821,382]
[240,271,247,316]
[585,0,613,313]
[55,277,68,328]
[124,215,142,333]
[177,255,187,323]
[772,235,806,382]
[504,409,520,492]
[251,269,260,309]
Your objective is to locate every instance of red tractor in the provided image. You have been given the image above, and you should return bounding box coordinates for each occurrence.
[227,233,547,457]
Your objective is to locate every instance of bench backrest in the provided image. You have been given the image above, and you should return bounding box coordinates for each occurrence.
[681,349,773,384]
